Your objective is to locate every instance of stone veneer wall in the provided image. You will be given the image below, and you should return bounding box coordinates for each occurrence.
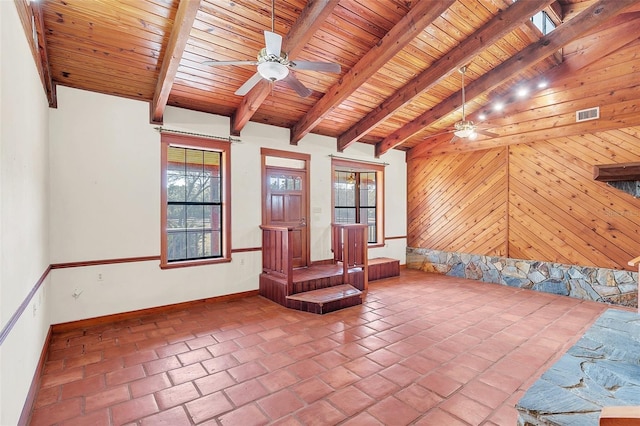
[407,248,638,308]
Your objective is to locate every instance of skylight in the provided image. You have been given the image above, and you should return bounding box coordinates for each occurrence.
[531,11,556,35]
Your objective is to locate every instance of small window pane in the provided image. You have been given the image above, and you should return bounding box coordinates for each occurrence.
[167,205,185,229]
[167,150,186,202]
[167,232,186,261]
[335,207,356,223]
[270,177,279,190]
[187,205,204,229]
[187,231,202,259]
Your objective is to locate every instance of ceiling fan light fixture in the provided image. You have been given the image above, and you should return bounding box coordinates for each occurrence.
[454,120,476,138]
[257,61,289,81]
[454,128,474,138]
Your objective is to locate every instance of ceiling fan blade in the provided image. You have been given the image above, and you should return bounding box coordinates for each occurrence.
[476,129,499,138]
[264,30,282,57]
[202,60,257,66]
[290,60,341,73]
[282,73,312,98]
[235,72,264,96]
[422,129,454,140]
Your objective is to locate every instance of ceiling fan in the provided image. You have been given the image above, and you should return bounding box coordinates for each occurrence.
[203,1,341,98]
[447,66,497,143]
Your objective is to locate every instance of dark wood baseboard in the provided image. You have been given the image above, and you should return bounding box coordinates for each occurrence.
[18,326,52,426]
[52,290,259,333]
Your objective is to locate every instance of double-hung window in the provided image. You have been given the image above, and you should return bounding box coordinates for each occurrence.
[332,158,384,246]
[161,133,231,268]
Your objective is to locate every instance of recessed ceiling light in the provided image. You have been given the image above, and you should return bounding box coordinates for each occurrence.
[517,87,529,97]
[493,102,504,112]
[478,113,487,120]
[537,80,548,89]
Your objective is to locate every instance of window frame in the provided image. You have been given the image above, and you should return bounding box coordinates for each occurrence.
[331,158,385,248]
[160,133,231,268]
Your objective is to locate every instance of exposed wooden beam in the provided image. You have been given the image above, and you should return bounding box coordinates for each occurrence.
[594,163,640,181]
[289,0,456,146]
[387,0,640,156]
[407,10,640,160]
[230,0,340,136]
[14,0,56,107]
[337,0,555,154]
[150,0,200,124]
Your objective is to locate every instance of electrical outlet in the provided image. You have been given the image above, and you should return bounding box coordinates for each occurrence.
[33,303,37,317]
[240,258,245,266]
[97,273,103,282]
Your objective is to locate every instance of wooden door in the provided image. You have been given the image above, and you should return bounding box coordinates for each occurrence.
[264,167,308,268]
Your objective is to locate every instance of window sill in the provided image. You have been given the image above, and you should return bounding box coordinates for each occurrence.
[368,243,385,249]
[160,257,231,269]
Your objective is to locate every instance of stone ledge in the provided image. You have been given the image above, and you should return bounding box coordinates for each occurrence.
[407,248,638,308]
[516,309,640,425]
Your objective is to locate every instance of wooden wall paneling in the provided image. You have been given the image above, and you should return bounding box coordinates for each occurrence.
[507,198,579,264]
[508,139,640,270]
[407,154,485,245]
[508,213,556,261]
[509,150,619,267]
[407,153,479,225]
[407,148,507,256]
[515,141,631,245]
[542,138,640,241]
[426,166,506,251]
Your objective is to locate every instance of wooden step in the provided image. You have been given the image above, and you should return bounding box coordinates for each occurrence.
[368,257,400,281]
[286,284,362,314]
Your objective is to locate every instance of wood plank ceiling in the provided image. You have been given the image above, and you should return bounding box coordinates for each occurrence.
[18,0,640,155]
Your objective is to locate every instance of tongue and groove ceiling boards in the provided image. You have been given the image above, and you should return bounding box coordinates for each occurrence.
[18,0,640,154]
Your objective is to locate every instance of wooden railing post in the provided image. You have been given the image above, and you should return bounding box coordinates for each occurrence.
[260,225,294,295]
[627,256,640,315]
[331,223,343,263]
[331,223,369,290]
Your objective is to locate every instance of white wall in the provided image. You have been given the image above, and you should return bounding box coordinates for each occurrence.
[48,88,406,325]
[0,2,51,424]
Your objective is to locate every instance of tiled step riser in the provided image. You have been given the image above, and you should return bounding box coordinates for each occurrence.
[286,294,362,314]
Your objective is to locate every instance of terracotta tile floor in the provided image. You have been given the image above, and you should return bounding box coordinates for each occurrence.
[29,269,615,425]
